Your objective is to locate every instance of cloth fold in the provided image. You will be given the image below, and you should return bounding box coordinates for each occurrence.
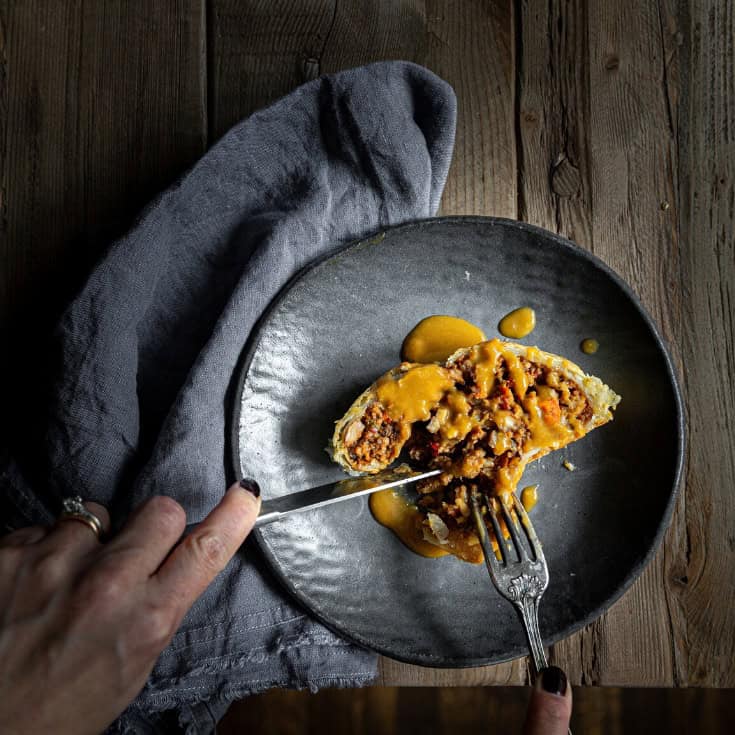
[1,61,456,733]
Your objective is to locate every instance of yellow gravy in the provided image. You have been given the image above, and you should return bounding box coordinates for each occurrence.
[369,316,550,559]
[372,315,486,559]
[401,315,486,363]
[521,484,539,511]
[581,338,599,354]
[375,364,454,423]
[498,307,536,339]
[369,489,449,558]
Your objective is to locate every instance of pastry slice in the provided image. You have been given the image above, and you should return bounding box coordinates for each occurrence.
[330,339,620,562]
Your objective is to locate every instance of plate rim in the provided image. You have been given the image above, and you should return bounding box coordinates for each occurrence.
[230,215,686,668]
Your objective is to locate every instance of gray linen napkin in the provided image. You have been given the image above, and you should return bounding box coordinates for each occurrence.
[1,61,456,733]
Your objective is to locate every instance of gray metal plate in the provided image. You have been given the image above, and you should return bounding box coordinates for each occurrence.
[233,217,684,667]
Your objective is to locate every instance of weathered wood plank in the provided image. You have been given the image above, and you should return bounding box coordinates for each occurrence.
[421,0,517,218]
[0,0,206,467]
[377,656,526,687]
[679,0,735,687]
[1,0,86,331]
[208,0,335,140]
[583,0,687,687]
[320,0,426,70]
[516,0,686,686]
[220,686,735,733]
[515,0,593,247]
[0,0,206,328]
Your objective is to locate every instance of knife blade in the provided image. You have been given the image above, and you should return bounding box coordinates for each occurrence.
[254,468,441,527]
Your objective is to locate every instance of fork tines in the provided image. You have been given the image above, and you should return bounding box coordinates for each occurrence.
[469,487,553,688]
[470,489,544,567]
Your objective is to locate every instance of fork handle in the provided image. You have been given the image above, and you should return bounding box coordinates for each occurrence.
[514,600,573,735]
[513,596,548,676]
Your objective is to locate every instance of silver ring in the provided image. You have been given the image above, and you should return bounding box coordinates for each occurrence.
[58,496,104,540]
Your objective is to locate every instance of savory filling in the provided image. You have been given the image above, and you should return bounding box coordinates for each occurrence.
[341,341,595,562]
[344,403,406,468]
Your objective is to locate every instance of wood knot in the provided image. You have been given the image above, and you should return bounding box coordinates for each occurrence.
[551,155,581,198]
[604,54,620,70]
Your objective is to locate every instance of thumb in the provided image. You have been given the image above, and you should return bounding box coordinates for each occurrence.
[523,666,572,735]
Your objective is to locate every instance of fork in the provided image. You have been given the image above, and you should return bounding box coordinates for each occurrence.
[469,489,549,675]
[470,490,574,733]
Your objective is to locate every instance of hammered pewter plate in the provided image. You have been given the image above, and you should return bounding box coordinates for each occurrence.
[232,217,684,667]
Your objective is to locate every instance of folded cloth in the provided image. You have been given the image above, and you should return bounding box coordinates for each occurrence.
[1,61,456,733]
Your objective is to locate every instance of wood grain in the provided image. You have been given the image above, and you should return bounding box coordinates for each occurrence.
[421,0,517,218]
[679,0,735,687]
[207,0,335,140]
[377,656,526,687]
[0,0,206,469]
[320,0,426,71]
[219,685,735,734]
[0,0,206,328]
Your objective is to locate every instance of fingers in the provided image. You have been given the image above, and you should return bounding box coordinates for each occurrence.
[0,529,47,607]
[0,526,48,548]
[102,496,187,576]
[523,666,573,735]
[151,482,260,622]
[43,501,111,557]
[1,502,109,624]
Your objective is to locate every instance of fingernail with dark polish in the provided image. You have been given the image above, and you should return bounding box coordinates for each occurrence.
[541,666,567,696]
[239,478,261,498]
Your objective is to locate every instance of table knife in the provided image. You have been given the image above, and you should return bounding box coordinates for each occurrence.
[254,468,441,527]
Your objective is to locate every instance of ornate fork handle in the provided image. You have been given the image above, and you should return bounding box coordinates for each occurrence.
[509,573,572,735]
[472,491,572,735]
[507,573,548,675]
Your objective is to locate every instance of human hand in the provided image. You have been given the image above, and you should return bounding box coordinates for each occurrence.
[523,666,573,734]
[0,480,261,735]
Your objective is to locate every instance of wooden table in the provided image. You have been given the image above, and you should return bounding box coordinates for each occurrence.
[2,1,732,689]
